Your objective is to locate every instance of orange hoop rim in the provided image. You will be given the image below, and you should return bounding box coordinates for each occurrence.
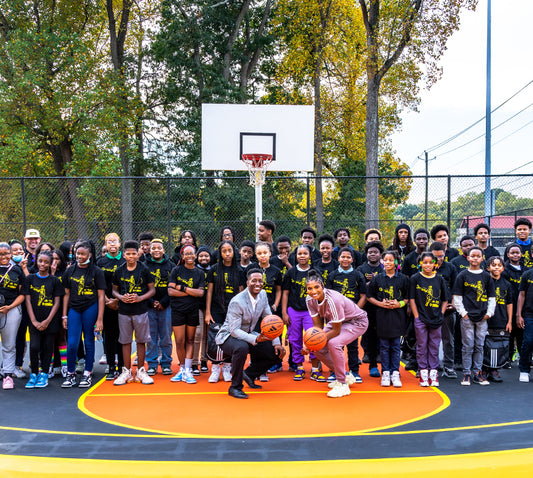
[241,153,273,168]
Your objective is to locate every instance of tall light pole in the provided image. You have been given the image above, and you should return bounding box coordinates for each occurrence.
[484,0,492,220]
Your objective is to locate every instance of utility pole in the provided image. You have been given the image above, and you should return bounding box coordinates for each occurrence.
[420,150,436,230]
[484,0,492,220]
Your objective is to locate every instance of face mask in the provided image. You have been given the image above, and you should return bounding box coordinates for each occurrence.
[12,255,23,263]
[79,258,91,265]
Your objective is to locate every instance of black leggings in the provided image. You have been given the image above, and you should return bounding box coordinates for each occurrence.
[29,329,55,374]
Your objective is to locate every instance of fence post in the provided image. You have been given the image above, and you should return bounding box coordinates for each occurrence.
[166,178,172,251]
[306,173,311,227]
[20,177,27,235]
[447,175,451,233]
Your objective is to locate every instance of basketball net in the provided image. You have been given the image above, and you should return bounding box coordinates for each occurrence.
[241,154,273,186]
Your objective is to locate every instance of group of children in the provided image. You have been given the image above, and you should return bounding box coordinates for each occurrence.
[1,216,533,392]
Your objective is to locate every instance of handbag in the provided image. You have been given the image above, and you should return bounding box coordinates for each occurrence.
[205,322,226,363]
[483,329,510,369]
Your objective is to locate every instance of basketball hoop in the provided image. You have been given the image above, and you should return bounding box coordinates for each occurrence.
[241,154,273,186]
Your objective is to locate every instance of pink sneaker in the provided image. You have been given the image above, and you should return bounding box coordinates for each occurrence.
[3,375,14,390]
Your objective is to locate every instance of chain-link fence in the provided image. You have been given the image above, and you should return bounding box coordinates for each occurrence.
[1,174,532,250]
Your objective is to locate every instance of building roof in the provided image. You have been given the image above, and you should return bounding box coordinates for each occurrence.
[460,216,533,229]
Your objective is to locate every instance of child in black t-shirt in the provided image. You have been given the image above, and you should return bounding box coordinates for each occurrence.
[238,240,255,272]
[483,256,512,382]
[514,217,533,269]
[315,234,338,284]
[517,266,533,382]
[409,252,448,387]
[193,245,212,374]
[112,240,155,386]
[453,246,496,386]
[23,251,65,389]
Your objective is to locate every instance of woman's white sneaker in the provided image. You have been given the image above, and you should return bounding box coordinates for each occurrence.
[327,382,351,398]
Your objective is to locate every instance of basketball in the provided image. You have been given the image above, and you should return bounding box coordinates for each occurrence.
[260,315,284,339]
[303,327,327,351]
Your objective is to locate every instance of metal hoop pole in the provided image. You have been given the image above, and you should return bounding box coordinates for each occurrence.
[255,182,262,241]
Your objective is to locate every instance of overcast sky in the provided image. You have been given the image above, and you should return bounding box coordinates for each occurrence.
[392,0,533,195]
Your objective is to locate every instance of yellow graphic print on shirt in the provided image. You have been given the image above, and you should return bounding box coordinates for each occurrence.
[30,284,53,307]
[224,273,234,294]
[1,274,19,291]
[262,271,273,295]
[333,277,355,300]
[523,250,533,269]
[379,285,395,300]
[464,280,487,302]
[122,275,142,293]
[293,276,307,298]
[495,286,507,306]
[177,275,194,288]
[416,284,440,308]
[71,274,94,296]
[151,268,168,288]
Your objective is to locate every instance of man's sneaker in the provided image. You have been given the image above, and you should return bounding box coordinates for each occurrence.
[222,363,232,382]
[113,367,133,386]
[162,367,173,375]
[327,372,336,383]
[349,371,363,383]
[2,375,14,389]
[75,359,85,374]
[472,371,489,386]
[105,371,116,381]
[268,363,283,373]
[519,372,530,383]
[442,367,457,379]
[147,367,157,376]
[182,368,197,384]
[99,354,107,365]
[345,371,359,386]
[488,370,503,382]
[25,373,38,389]
[419,369,429,387]
[381,371,390,387]
[191,365,201,376]
[293,366,305,381]
[429,369,439,387]
[460,373,471,386]
[78,372,92,388]
[369,367,381,377]
[327,382,351,398]
[208,364,221,383]
[135,366,154,385]
[171,368,184,382]
[200,361,209,373]
[310,370,327,382]
[62,373,77,388]
[259,373,269,382]
[35,372,49,388]
[61,366,68,378]
[13,367,26,379]
[391,371,402,387]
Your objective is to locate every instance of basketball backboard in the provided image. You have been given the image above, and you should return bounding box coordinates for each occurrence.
[201,104,314,172]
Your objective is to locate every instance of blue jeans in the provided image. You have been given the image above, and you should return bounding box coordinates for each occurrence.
[379,337,401,373]
[67,302,99,374]
[146,308,172,369]
[460,317,488,374]
[519,317,533,373]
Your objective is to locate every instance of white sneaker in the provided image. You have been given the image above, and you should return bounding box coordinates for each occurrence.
[61,366,68,378]
[259,374,269,382]
[135,366,154,385]
[13,367,26,379]
[114,367,133,385]
[99,354,107,365]
[429,369,439,387]
[381,371,390,387]
[327,382,351,398]
[419,369,429,387]
[208,364,221,383]
[519,372,530,383]
[222,363,232,382]
[391,371,402,387]
[345,371,356,386]
[328,380,339,389]
[170,368,183,382]
[182,368,197,384]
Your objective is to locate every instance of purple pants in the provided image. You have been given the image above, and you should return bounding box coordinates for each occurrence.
[314,317,368,384]
[414,316,442,370]
[287,307,315,364]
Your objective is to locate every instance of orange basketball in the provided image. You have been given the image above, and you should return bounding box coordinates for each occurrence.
[303,327,327,351]
[260,315,284,339]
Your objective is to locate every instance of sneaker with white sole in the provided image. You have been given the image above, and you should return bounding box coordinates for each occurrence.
[327,382,351,398]
[170,368,183,382]
[13,367,26,379]
[419,369,429,387]
[328,380,339,389]
[136,366,154,385]
[519,372,530,383]
[208,364,221,383]
[35,372,49,388]
[48,365,55,379]
[429,369,439,387]
[78,372,92,388]
[182,368,197,384]
[99,354,107,365]
[25,373,38,389]
[61,366,68,378]
[345,371,356,386]
[381,371,390,387]
[349,371,363,383]
[113,367,133,386]
[222,363,232,382]
[61,373,77,388]
[391,371,402,387]
[259,374,269,382]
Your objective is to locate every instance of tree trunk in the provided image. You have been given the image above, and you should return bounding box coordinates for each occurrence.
[365,73,380,229]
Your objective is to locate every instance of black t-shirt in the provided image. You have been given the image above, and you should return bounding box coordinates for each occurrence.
[332,246,362,267]
[269,256,291,279]
[0,265,24,306]
[451,254,486,274]
[452,270,496,322]
[356,262,384,321]
[288,247,322,268]
[315,259,338,284]
[489,276,512,329]
[387,243,415,265]
[168,265,205,312]
[401,250,423,278]
[144,256,175,309]
[503,263,525,315]
[519,269,533,318]
[63,264,106,312]
[96,253,126,298]
[22,274,64,333]
[207,264,246,313]
[409,273,447,328]
[435,261,457,302]
[517,242,533,269]
[257,265,283,308]
[282,266,312,311]
[445,247,460,262]
[481,245,500,260]
[112,262,153,315]
[366,271,409,338]
[326,269,367,304]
